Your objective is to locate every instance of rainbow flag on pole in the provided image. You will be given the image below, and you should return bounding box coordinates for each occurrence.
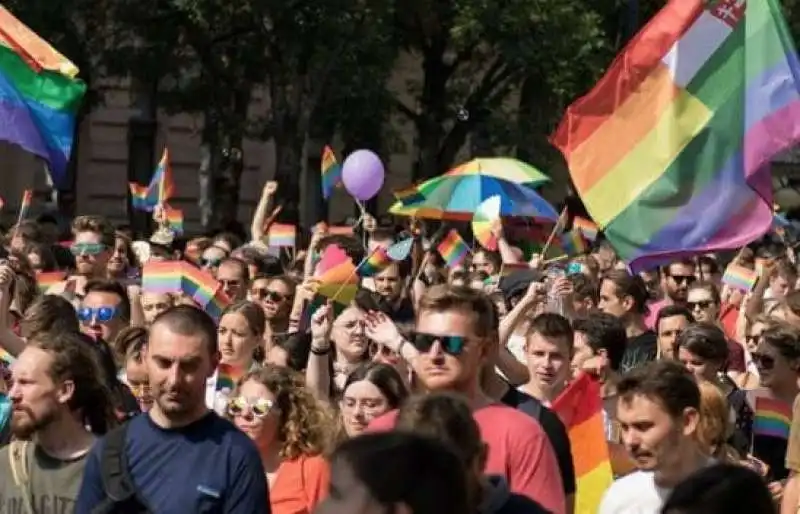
[437,230,470,267]
[552,373,613,514]
[0,7,86,188]
[129,148,174,212]
[552,0,800,272]
[321,145,342,200]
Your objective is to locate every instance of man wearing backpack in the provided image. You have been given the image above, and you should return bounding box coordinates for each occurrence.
[76,306,270,514]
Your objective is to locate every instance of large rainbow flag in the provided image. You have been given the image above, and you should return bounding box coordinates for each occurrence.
[552,0,800,271]
[0,6,86,188]
[552,373,612,514]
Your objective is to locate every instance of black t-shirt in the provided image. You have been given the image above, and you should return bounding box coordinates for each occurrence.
[500,387,577,497]
[620,331,658,373]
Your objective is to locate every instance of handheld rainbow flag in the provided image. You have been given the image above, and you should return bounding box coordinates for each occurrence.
[321,145,342,200]
[35,271,66,293]
[129,183,152,211]
[129,148,175,212]
[722,263,758,292]
[437,230,470,267]
[180,263,221,308]
[205,288,232,321]
[16,189,32,221]
[142,261,182,294]
[163,205,184,234]
[552,0,800,272]
[314,245,359,305]
[215,363,245,392]
[472,195,501,251]
[0,6,86,188]
[753,396,791,439]
[573,217,599,241]
[552,373,613,514]
[359,246,392,277]
[266,223,297,247]
[559,229,589,257]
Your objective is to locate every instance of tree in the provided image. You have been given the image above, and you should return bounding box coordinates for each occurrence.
[392,0,614,181]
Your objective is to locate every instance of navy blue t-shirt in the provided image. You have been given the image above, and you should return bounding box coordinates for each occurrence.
[76,412,270,514]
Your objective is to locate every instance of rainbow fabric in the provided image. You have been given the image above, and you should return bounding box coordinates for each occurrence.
[753,396,791,439]
[573,216,599,241]
[552,373,613,513]
[205,288,232,321]
[17,189,32,221]
[0,348,13,366]
[0,7,86,187]
[267,223,297,247]
[141,261,182,294]
[181,264,220,308]
[499,262,531,277]
[35,271,66,292]
[215,363,245,392]
[321,145,342,200]
[722,263,758,292]
[314,245,359,305]
[437,230,470,267]
[359,246,392,277]
[394,185,425,206]
[164,205,184,234]
[552,0,799,272]
[129,148,174,212]
[559,229,588,257]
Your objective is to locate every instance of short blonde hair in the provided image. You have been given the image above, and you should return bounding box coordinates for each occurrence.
[417,284,498,338]
[72,215,115,248]
[696,380,738,462]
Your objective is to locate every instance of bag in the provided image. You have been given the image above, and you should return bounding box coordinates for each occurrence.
[91,423,151,514]
[516,394,543,421]
[8,440,36,514]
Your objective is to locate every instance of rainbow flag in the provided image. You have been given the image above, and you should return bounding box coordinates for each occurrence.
[314,245,359,305]
[164,205,184,234]
[437,230,470,267]
[129,183,153,211]
[205,288,232,321]
[753,396,791,439]
[359,246,392,277]
[17,189,32,220]
[552,0,799,272]
[266,223,297,247]
[35,271,65,292]
[215,363,245,392]
[129,148,174,212]
[559,229,588,257]
[0,7,86,187]
[552,373,613,514]
[181,263,221,308]
[321,145,342,200]
[573,217,599,241]
[722,263,758,292]
[142,261,182,294]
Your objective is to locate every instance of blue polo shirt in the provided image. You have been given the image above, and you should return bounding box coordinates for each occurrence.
[76,412,270,514]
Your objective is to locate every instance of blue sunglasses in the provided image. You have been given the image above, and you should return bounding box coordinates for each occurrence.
[77,306,117,324]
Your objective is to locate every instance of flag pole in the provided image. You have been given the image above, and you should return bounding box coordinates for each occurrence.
[541,208,568,260]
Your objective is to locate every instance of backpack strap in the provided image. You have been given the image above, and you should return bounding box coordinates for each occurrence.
[9,440,36,514]
[517,396,543,421]
[92,422,144,514]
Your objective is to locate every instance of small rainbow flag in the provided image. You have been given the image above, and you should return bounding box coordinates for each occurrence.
[314,245,359,305]
[328,225,354,236]
[18,189,32,220]
[205,288,232,321]
[181,263,221,308]
[35,271,66,292]
[129,147,175,212]
[437,230,470,267]
[164,205,184,234]
[753,396,791,439]
[559,229,589,257]
[216,363,245,392]
[573,217,599,241]
[722,264,758,292]
[360,246,392,277]
[267,223,297,247]
[552,373,613,513]
[129,183,154,211]
[321,145,342,200]
[142,261,182,294]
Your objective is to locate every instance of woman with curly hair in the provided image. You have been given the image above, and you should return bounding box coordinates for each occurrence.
[228,365,331,514]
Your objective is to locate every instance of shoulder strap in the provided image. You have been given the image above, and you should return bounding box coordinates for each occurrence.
[9,441,36,514]
[517,396,543,421]
[92,422,144,514]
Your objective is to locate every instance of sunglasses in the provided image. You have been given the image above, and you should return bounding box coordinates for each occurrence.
[687,300,714,310]
[751,352,775,370]
[670,275,696,285]
[227,396,275,418]
[70,242,107,256]
[201,257,222,267]
[746,333,762,345]
[411,332,466,356]
[77,306,117,323]
[251,289,287,302]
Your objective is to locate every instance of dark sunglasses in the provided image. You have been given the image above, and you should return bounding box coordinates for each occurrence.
[411,332,466,356]
[746,333,762,345]
[687,300,714,310]
[751,352,775,370]
[227,397,274,418]
[251,289,287,302]
[670,274,696,285]
[70,242,107,256]
[77,306,117,323]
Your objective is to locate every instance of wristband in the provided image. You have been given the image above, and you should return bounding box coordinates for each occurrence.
[310,345,331,356]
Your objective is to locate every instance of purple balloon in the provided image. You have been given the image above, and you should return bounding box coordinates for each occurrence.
[341,149,385,201]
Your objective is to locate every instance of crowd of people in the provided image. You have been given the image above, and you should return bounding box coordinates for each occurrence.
[0,179,797,514]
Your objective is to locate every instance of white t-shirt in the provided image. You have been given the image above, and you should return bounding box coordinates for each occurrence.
[598,471,672,514]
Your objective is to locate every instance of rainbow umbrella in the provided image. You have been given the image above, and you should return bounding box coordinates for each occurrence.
[444,157,551,185]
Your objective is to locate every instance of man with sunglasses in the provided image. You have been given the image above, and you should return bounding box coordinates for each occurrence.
[79,280,130,343]
[46,215,116,300]
[644,260,696,330]
[367,285,566,514]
